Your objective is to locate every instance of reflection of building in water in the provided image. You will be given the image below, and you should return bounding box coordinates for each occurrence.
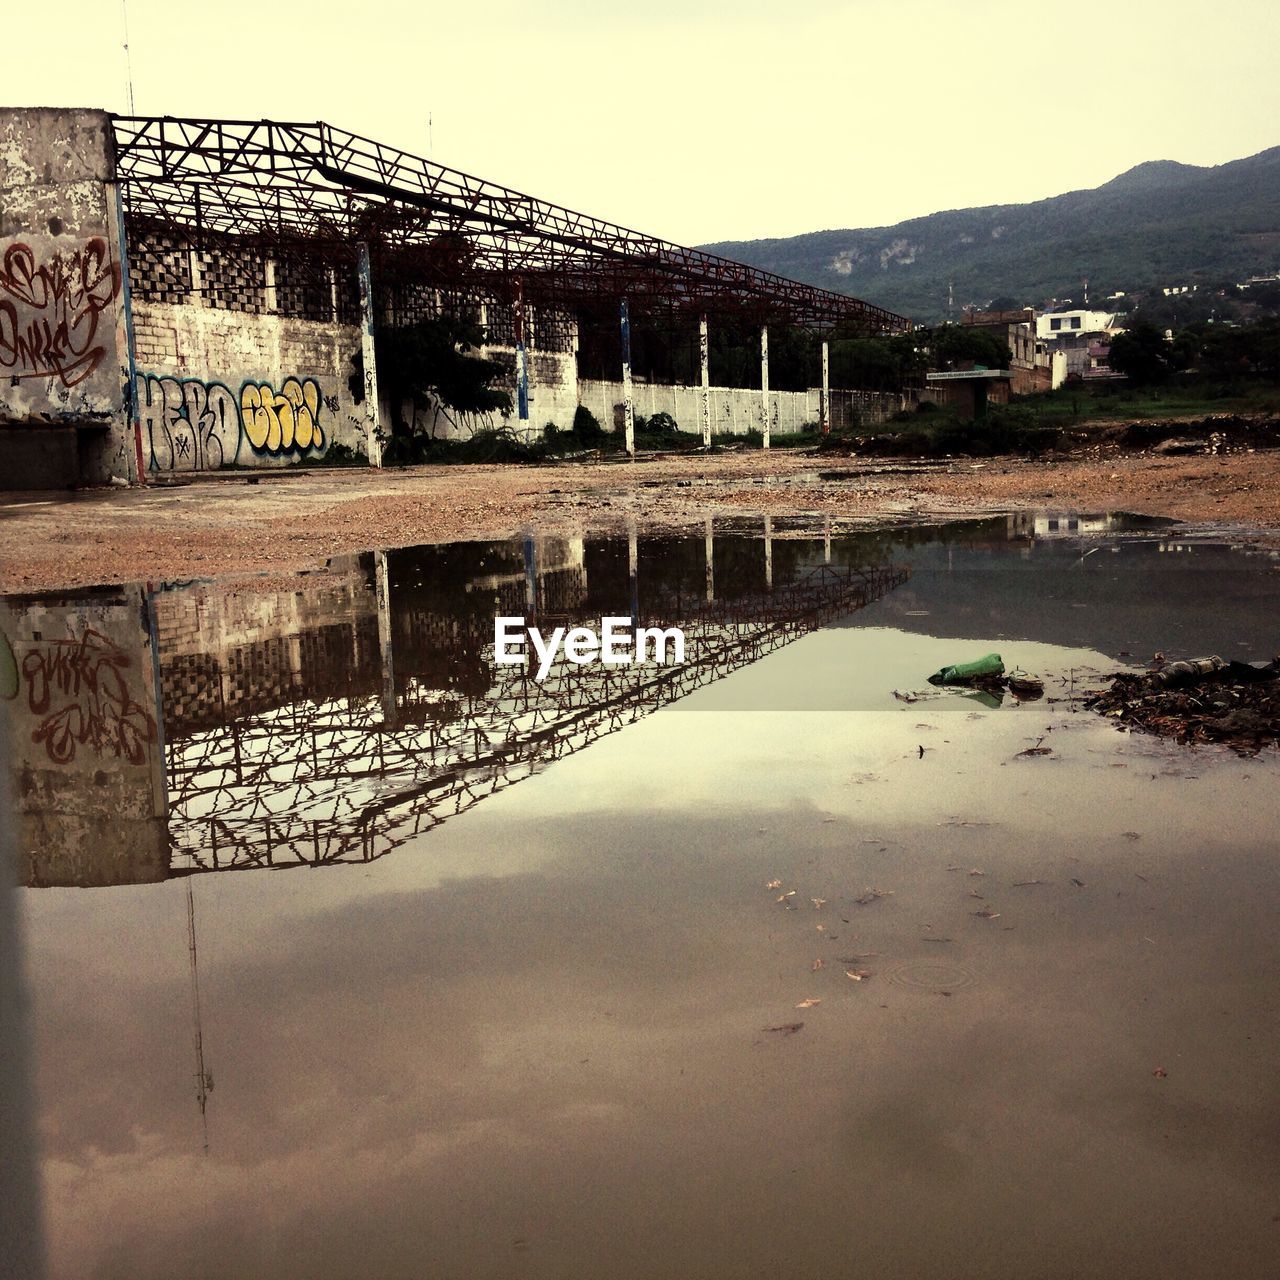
[4,528,908,886]
[2,587,169,886]
[1006,512,1126,540]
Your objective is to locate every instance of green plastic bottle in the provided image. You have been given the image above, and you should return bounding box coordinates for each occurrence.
[928,653,1005,685]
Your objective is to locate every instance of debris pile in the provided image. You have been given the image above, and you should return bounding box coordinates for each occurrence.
[1087,655,1280,754]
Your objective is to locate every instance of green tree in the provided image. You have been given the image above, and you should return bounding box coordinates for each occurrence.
[349,316,512,439]
[927,324,1012,371]
[1107,321,1175,385]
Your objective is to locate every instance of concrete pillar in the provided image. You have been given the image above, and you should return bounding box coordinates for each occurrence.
[824,514,832,564]
[514,278,530,432]
[699,315,711,448]
[761,325,770,449]
[704,517,715,602]
[328,266,338,323]
[820,340,830,436]
[263,259,278,314]
[628,518,639,624]
[620,298,635,456]
[356,243,383,468]
[523,535,538,618]
[375,551,395,727]
[764,515,773,590]
[189,249,206,307]
[109,182,146,485]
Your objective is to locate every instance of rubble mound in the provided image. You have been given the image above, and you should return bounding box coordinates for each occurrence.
[1087,660,1280,755]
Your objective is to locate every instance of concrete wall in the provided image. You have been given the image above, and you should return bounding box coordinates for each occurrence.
[1,587,168,886]
[577,380,907,437]
[134,300,365,471]
[0,107,133,486]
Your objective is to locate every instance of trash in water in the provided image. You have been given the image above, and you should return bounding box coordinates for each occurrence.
[1008,676,1045,700]
[845,970,873,982]
[796,998,822,1009]
[854,888,893,905]
[764,1023,804,1035]
[1016,736,1054,758]
[972,906,1002,919]
[1086,655,1280,755]
[928,653,1006,685]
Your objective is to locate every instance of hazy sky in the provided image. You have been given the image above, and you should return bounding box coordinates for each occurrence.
[6,0,1278,245]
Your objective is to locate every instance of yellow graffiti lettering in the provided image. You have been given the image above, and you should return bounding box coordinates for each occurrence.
[239,378,326,456]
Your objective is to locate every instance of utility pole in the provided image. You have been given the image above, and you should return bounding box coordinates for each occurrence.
[186,882,213,1155]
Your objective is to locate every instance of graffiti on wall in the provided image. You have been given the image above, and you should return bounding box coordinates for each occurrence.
[139,374,241,472]
[140,373,328,471]
[240,378,326,454]
[0,238,121,388]
[3,628,157,766]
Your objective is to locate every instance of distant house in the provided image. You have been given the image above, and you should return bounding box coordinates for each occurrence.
[1036,309,1126,378]
[1083,340,1123,381]
[961,307,1064,392]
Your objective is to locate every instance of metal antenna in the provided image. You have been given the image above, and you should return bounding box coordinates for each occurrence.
[186,881,213,1154]
[121,0,136,114]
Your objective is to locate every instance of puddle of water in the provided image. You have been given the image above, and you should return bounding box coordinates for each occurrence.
[3,513,1280,1279]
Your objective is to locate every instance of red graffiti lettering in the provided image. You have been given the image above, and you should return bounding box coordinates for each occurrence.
[0,238,121,389]
[20,628,156,765]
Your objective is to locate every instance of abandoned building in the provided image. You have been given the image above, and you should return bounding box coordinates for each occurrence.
[0,107,910,489]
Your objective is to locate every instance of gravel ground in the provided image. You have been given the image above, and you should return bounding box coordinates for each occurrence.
[3,447,1280,594]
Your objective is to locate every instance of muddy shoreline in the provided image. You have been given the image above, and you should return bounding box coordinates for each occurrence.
[3,447,1280,594]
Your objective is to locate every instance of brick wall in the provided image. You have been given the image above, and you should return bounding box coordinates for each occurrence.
[133,299,366,472]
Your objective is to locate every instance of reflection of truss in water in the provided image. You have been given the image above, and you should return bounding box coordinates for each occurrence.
[166,563,909,874]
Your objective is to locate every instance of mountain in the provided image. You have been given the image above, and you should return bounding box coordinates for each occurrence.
[700,147,1280,323]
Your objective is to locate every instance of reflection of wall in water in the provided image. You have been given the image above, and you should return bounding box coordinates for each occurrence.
[1,588,167,886]
[152,558,381,734]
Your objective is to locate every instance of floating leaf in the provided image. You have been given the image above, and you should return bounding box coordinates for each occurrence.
[796,998,822,1009]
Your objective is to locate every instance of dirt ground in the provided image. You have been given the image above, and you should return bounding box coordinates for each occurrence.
[3,447,1280,594]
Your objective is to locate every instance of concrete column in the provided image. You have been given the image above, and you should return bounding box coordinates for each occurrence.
[374,551,395,726]
[761,325,770,449]
[704,517,715,602]
[263,259,278,314]
[109,181,146,485]
[820,340,830,436]
[356,243,383,468]
[523,535,538,618]
[514,278,530,432]
[189,249,206,307]
[764,515,774,590]
[699,315,711,448]
[328,267,339,323]
[824,513,832,564]
[628,518,640,625]
[620,298,635,456]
